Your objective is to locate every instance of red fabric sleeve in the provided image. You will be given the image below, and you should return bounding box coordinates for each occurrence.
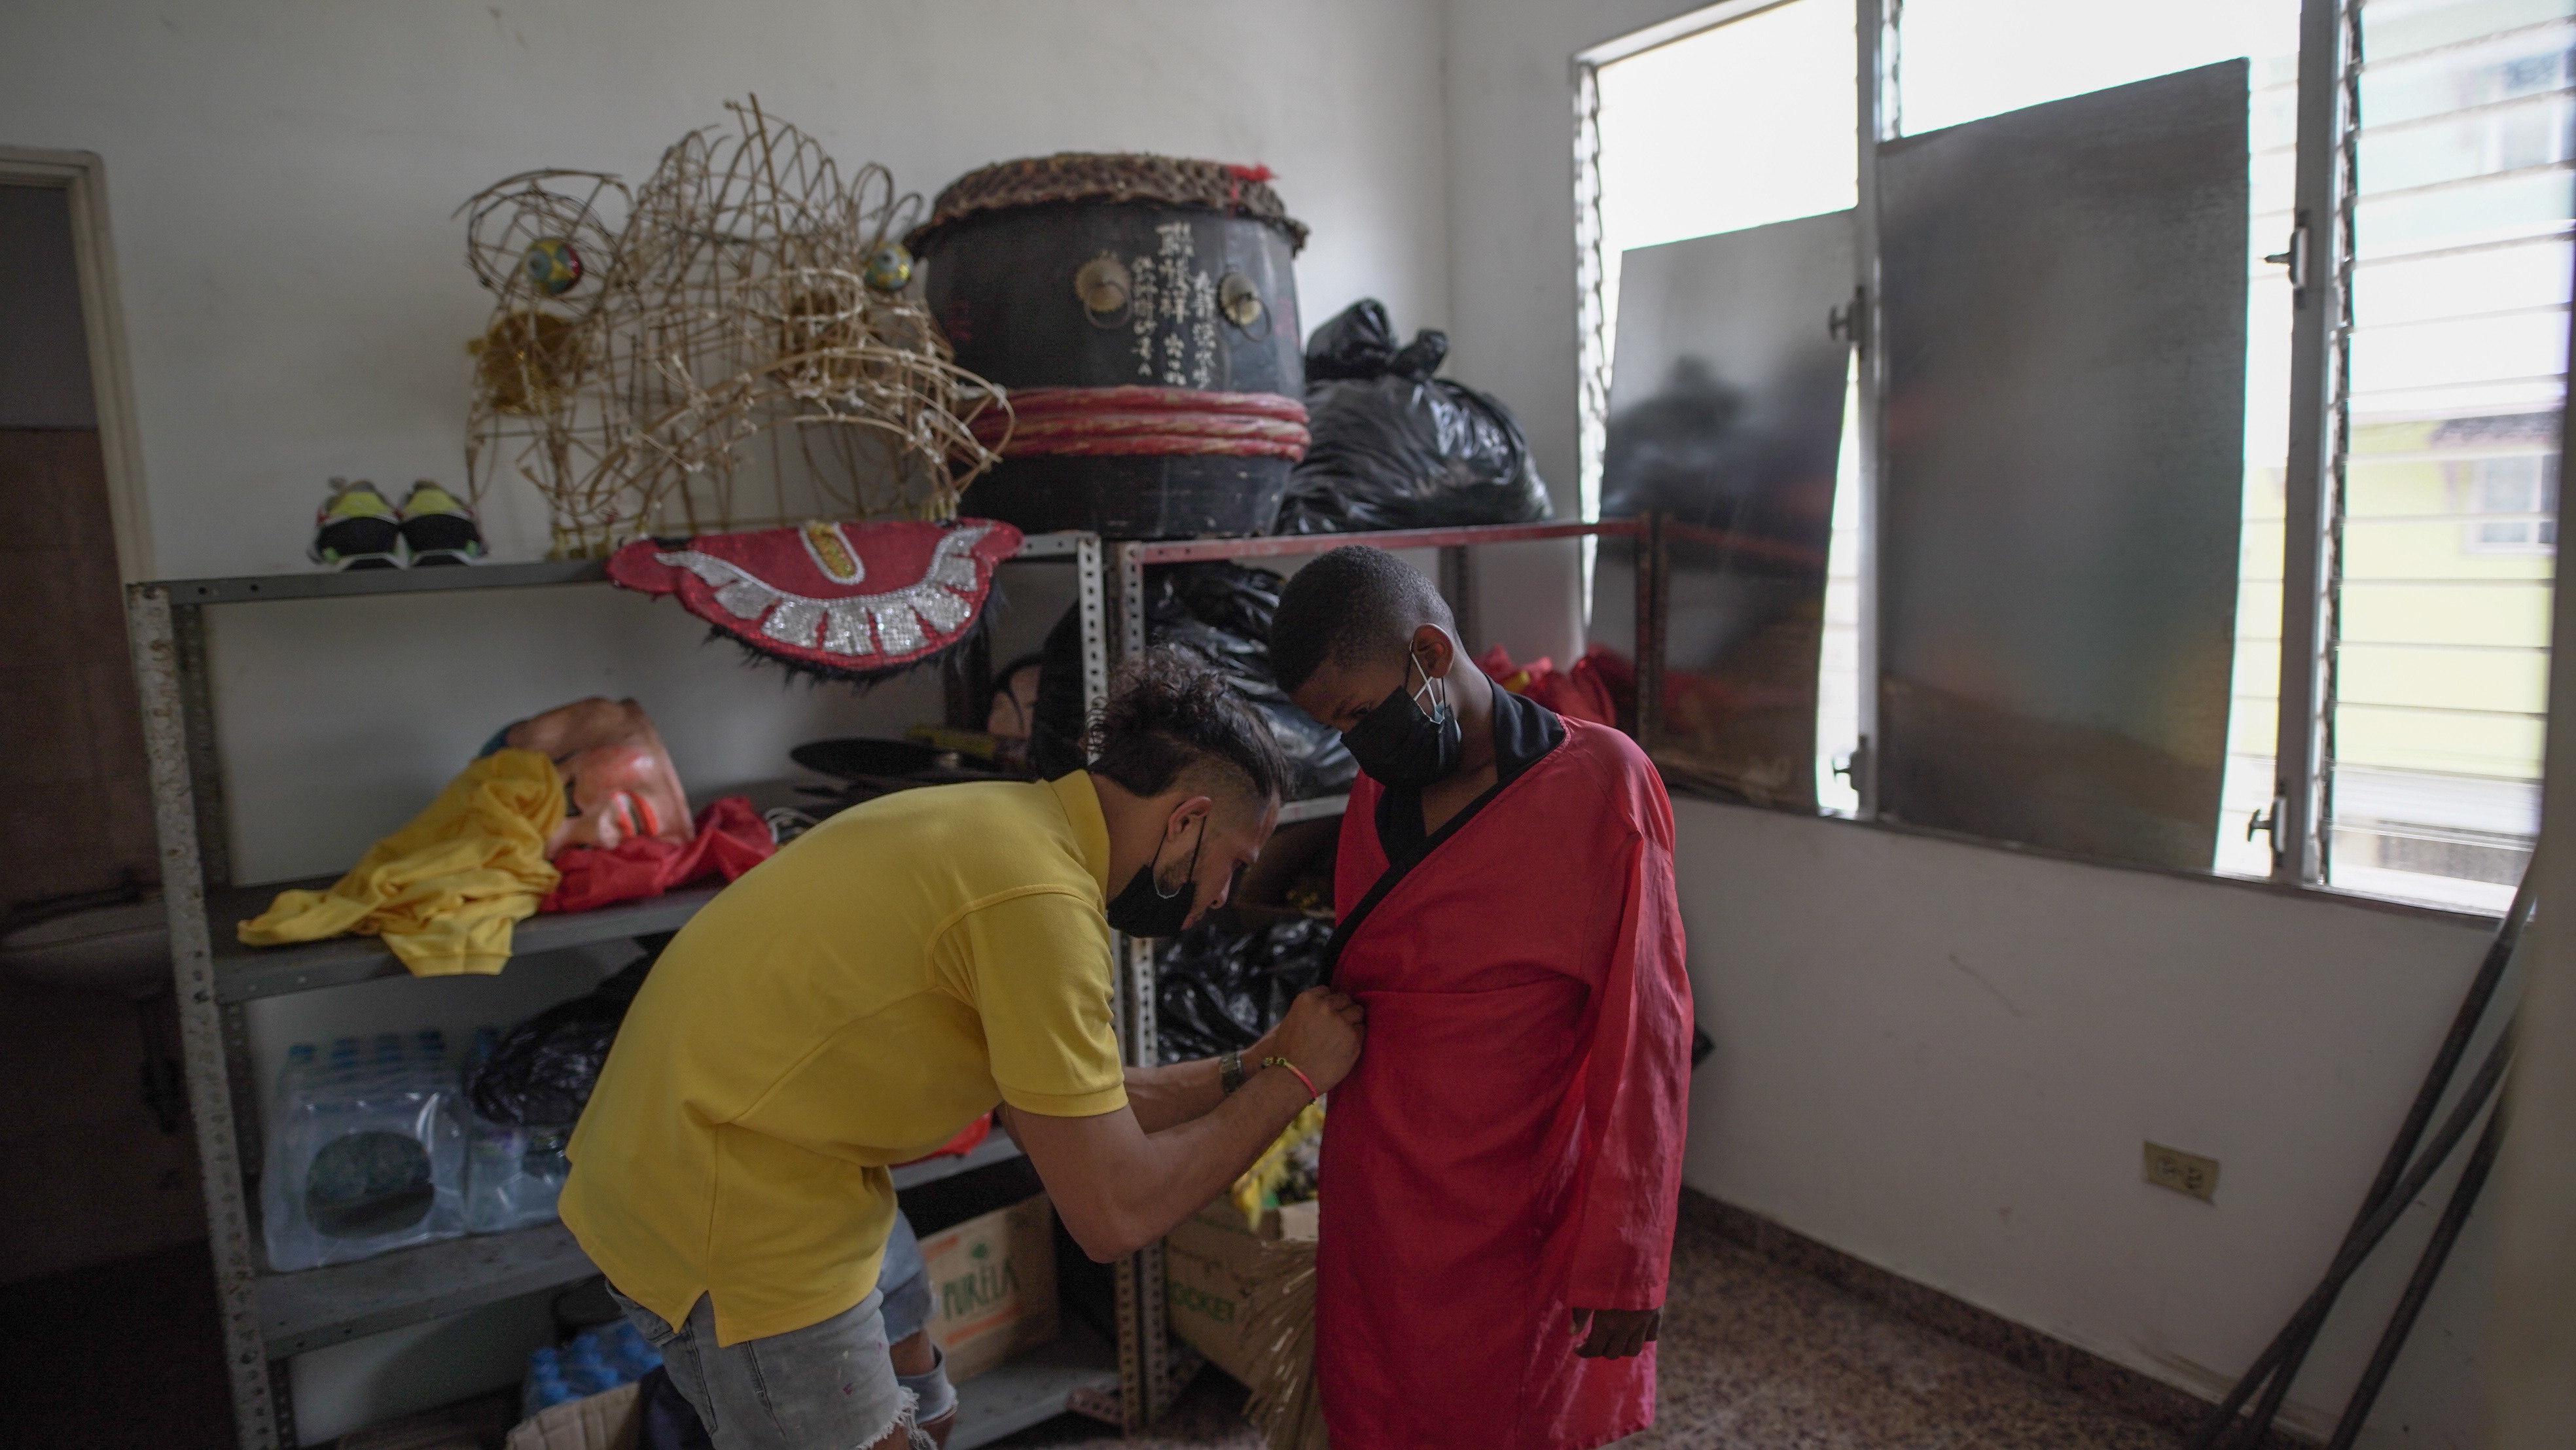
[1561,786,1693,1311]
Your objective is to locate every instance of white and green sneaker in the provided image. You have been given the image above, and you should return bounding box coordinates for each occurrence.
[397,481,485,567]
[310,479,403,571]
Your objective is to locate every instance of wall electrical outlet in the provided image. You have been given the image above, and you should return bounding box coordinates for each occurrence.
[2144,1142,2220,1201]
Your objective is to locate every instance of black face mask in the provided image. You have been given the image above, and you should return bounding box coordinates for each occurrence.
[1104,815,1203,938]
[1341,653,1462,787]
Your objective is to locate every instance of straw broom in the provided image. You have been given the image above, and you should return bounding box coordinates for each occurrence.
[1236,1233,1327,1450]
[1226,1102,1329,1450]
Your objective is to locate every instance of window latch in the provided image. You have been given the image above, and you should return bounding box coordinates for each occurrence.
[2247,801,2281,841]
[2264,225,2311,291]
[1827,287,1869,352]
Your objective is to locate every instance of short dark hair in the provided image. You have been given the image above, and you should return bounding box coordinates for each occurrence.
[1268,546,1452,694]
[1086,645,1287,806]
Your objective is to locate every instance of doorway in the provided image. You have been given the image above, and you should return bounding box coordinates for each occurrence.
[0,168,195,1281]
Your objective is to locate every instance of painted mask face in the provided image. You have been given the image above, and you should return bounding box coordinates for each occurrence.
[503,698,694,857]
[551,741,689,854]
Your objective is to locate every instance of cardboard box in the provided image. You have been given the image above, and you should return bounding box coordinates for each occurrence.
[921,1192,1060,1383]
[1162,1199,1316,1385]
[1274,1199,1318,1241]
[501,1381,639,1450]
[342,1387,521,1450]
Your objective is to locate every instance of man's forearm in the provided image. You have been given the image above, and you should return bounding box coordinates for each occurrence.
[1123,1056,1228,1133]
[1111,1067,1312,1253]
[1010,1065,1314,1261]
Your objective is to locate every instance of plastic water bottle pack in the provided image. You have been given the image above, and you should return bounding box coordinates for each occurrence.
[261,1030,466,1271]
[523,1320,663,1418]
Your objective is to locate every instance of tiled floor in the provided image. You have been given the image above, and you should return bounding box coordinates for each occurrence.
[997,1206,2178,1449]
[14,1206,2183,1449]
[1621,1219,2177,1449]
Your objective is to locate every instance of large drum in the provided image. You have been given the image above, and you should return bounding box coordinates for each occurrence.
[908,154,1308,539]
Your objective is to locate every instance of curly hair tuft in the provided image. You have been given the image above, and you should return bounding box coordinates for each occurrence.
[1085,645,1288,805]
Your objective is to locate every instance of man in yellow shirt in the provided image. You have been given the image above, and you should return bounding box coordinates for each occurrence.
[562,650,1363,1450]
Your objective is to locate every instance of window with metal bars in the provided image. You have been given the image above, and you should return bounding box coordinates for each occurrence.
[2317,0,2568,913]
[1577,0,2569,916]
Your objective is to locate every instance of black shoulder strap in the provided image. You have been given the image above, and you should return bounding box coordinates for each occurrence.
[1319,851,1416,988]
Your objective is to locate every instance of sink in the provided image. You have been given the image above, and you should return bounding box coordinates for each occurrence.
[0,898,171,999]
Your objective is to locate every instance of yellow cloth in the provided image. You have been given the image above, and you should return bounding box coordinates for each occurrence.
[1230,1101,1326,1231]
[237,749,564,976]
[560,773,1129,1347]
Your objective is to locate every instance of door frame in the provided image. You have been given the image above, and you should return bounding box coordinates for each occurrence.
[1,146,152,581]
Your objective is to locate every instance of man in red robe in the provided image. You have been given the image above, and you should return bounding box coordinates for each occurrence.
[1272,546,1693,1449]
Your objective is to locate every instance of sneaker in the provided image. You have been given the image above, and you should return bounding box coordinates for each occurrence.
[310,479,403,570]
[397,481,485,567]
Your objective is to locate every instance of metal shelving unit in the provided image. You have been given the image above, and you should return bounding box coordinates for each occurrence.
[131,518,1660,1449]
[254,1131,1030,1360]
[128,532,1122,1450]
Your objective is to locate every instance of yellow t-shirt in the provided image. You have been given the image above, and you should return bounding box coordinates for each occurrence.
[558,773,1128,1345]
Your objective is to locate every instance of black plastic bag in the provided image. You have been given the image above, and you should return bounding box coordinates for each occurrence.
[1275,300,1554,533]
[467,936,669,1127]
[1156,917,1334,1065]
[1029,562,1355,801]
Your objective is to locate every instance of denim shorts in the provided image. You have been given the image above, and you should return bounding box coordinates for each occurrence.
[609,1213,953,1450]
[878,1209,933,1347]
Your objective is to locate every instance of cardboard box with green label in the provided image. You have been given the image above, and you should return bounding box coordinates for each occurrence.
[920,1192,1060,1383]
[1162,1198,1316,1384]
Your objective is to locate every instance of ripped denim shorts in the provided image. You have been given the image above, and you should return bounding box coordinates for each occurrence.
[607,1214,954,1450]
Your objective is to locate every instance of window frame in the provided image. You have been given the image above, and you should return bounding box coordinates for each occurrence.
[1574,0,2545,917]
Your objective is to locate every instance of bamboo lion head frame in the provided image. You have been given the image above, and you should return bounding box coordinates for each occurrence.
[460,98,1014,557]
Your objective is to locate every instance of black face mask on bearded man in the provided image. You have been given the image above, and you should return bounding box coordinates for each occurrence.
[486,698,695,857]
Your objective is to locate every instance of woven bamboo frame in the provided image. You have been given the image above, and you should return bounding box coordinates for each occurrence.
[461,98,1011,557]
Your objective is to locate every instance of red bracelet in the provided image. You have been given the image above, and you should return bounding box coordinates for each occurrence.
[1262,1055,1319,1103]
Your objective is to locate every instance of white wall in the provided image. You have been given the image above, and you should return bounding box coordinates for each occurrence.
[1441,0,1637,498]
[1675,798,2505,1446]
[0,0,1448,576]
[0,2,1451,1441]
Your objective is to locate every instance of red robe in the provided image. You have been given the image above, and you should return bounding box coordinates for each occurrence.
[1315,703,1693,1450]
